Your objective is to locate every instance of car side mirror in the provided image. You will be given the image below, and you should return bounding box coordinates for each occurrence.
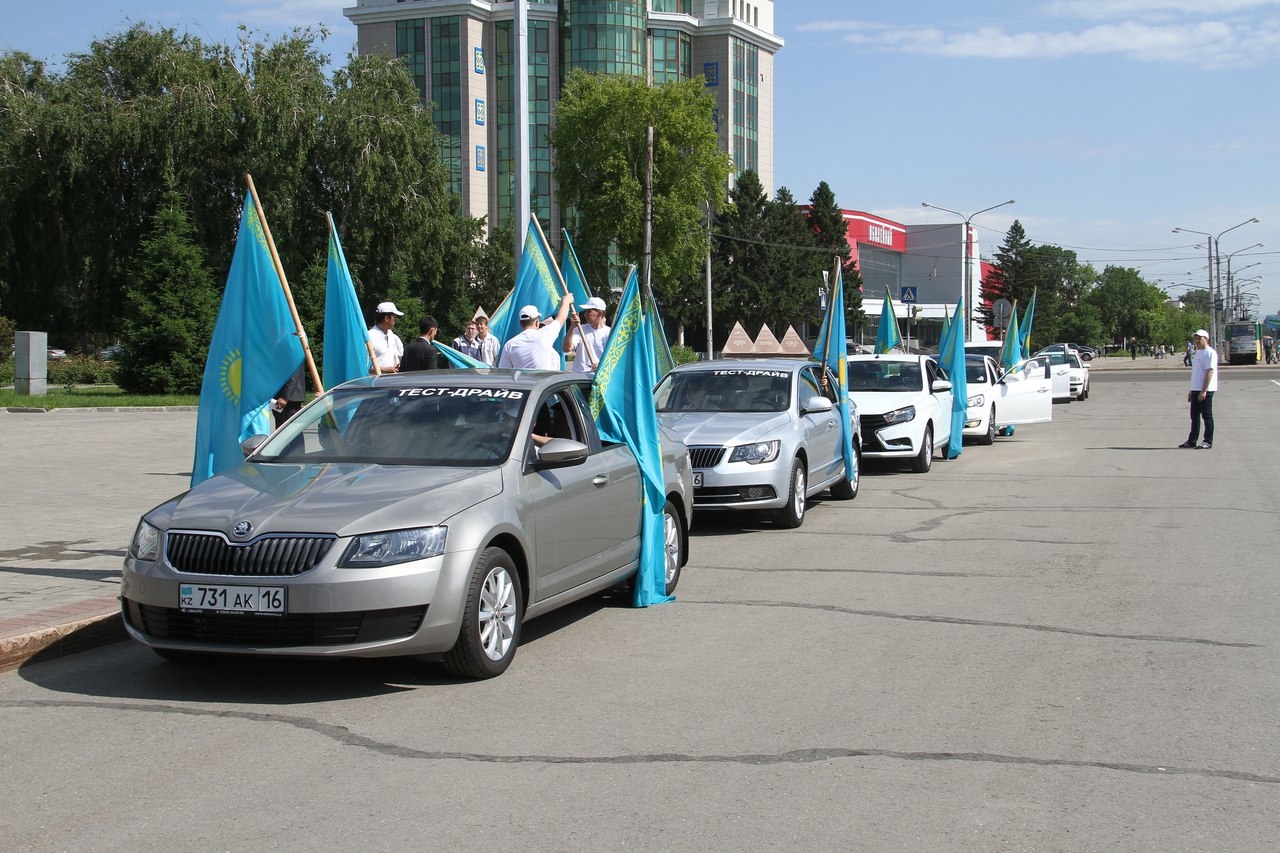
[801,396,833,414]
[932,378,952,393]
[532,437,589,468]
[241,435,268,458]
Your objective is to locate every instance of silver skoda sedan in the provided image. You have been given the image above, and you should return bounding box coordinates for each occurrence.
[121,370,692,679]
[654,358,860,528]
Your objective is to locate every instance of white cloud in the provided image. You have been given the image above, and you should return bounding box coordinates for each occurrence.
[1046,0,1280,19]
[224,0,353,30]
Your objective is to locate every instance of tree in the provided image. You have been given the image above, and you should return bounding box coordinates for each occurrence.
[115,181,220,394]
[980,220,1033,329]
[806,181,864,335]
[1086,266,1171,344]
[550,70,733,326]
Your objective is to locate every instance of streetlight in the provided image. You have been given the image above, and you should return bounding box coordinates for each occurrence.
[921,199,1016,341]
[1172,217,1260,349]
[1222,244,1263,319]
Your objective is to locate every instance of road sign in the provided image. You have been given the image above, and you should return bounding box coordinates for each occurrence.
[900,287,917,303]
[993,298,1012,322]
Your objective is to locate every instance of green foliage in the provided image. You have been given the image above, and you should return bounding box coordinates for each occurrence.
[47,355,117,386]
[669,344,700,366]
[550,70,732,326]
[0,386,196,408]
[115,182,220,394]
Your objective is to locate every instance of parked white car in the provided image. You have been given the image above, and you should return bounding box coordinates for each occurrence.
[848,354,952,473]
[1035,351,1075,403]
[962,354,1054,444]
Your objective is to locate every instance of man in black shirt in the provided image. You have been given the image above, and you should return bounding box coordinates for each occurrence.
[401,316,442,372]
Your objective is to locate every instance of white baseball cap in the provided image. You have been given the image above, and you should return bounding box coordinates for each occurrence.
[376,301,404,316]
[581,297,607,312]
[1193,329,1210,339]
[519,304,541,321]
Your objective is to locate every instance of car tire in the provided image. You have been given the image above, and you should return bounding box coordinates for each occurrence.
[911,425,934,473]
[661,499,683,596]
[977,406,996,446]
[773,459,807,528]
[830,450,860,500]
[443,547,523,680]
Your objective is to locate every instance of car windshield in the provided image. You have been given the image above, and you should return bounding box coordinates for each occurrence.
[849,360,924,392]
[655,368,792,412]
[254,385,528,466]
[1044,352,1068,365]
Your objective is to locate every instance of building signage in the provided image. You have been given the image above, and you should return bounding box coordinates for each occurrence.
[474,47,485,74]
[476,145,486,172]
[703,62,718,87]
[869,224,894,246]
[475,98,486,126]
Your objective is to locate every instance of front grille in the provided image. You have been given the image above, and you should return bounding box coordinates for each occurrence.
[166,532,336,577]
[124,600,427,647]
[689,446,726,469]
[859,413,891,432]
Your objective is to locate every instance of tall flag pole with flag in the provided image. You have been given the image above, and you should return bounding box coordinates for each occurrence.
[490,215,570,360]
[875,289,902,354]
[999,301,1024,372]
[811,260,857,488]
[1018,288,1037,355]
[938,295,968,459]
[324,212,378,388]
[191,189,306,486]
[589,266,673,608]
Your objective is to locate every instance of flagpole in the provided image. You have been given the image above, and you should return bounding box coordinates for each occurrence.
[529,214,570,296]
[246,173,323,394]
[326,211,381,377]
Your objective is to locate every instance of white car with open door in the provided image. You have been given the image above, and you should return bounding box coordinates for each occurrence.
[962,354,1054,444]
[848,354,953,473]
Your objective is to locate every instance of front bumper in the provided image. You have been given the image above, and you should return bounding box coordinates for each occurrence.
[688,446,790,511]
[859,422,921,458]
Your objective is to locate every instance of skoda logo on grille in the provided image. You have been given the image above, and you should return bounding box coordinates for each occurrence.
[232,520,254,538]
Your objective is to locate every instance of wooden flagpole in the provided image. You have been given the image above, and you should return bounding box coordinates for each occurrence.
[326,212,381,377]
[245,174,324,394]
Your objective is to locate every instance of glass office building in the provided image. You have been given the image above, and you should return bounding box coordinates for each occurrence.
[345,0,782,235]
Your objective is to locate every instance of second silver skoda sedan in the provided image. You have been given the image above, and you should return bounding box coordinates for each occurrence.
[654,358,860,528]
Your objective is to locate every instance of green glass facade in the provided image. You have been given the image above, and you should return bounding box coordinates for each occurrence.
[732,37,758,174]
[496,20,553,230]
[431,18,463,198]
[651,28,691,84]
[396,20,427,101]
[561,0,648,78]
[650,0,691,12]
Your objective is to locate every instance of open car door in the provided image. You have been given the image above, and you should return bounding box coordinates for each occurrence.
[995,357,1053,425]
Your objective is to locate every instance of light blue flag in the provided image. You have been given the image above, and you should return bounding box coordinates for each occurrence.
[999,303,1024,373]
[649,296,676,379]
[589,267,673,608]
[875,289,902,354]
[192,195,304,486]
[940,296,967,459]
[323,214,371,389]
[560,229,594,309]
[436,341,487,369]
[491,215,566,353]
[811,265,857,483]
[1018,289,1037,355]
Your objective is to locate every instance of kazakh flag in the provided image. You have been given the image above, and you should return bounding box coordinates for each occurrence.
[589,267,673,608]
[191,195,303,486]
[999,302,1024,373]
[436,341,487,369]
[490,215,566,354]
[939,295,967,459]
[323,214,371,389]
[811,264,856,484]
[875,289,902,354]
[1018,289,1037,355]
[560,229,595,309]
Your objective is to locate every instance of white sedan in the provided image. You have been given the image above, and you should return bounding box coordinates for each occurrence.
[848,354,952,473]
[962,354,1054,444]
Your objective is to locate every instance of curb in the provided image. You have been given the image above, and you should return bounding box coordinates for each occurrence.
[3,406,198,414]
[0,607,126,673]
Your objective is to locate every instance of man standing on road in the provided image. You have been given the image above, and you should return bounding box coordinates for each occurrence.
[451,320,484,362]
[562,296,610,373]
[1179,329,1217,449]
[401,316,442,372]
[498,295,574,370]
[369,301,404,373]
[473,310,501,367]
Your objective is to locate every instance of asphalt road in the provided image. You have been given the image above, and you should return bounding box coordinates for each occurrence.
[3,369,1279,851]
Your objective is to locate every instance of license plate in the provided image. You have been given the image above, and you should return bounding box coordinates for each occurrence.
[180,583,286,615]
[693,471,703,488]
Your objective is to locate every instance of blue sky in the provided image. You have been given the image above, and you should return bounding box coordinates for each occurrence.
[5,1,1277,316]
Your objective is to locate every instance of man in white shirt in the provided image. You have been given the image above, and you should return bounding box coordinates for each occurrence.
[473,309,501,367]
[1179,328,1218,449]
[368,301,404,373]
[563,296,611,373]
[498,295,574,370]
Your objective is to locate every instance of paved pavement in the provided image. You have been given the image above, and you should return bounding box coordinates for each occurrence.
[0,353,1262,671]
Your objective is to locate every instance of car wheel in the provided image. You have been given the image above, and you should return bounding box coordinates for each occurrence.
[830,449,860,500]
[976,406,996,445]
[773,459,807,528]
[443,547,523,680]
[911,425,934,473]
[662,499,683,596]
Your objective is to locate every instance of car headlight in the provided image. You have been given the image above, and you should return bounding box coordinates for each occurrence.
[728,440,780,464]
[339,526,448,567]
[967,394,985,408]
[881,405,916,425]
[129,519,161,561]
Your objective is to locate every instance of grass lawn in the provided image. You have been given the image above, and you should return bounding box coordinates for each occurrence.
[0,385,198,409]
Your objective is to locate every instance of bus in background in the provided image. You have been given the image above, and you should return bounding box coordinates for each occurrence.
[1224,320,1261,365]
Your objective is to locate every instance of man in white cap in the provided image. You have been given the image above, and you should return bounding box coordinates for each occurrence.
[369,301,404,373]
[563,296,611,373]
[472,307,500,367]
[1179,328,1217,449]
[498,293,574,369]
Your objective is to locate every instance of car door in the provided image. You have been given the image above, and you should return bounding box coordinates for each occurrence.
[925,358,953,445]
[994,357,1053,424]
[799,366,840,486]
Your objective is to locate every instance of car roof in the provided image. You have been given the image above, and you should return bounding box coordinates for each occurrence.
[670,357,816,374]
[848,353,932,364]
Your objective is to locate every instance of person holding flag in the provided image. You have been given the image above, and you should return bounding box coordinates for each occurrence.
[498,295,574,369]
[563,296,611,373]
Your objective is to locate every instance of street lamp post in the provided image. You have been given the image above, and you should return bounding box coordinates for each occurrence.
[921,199,1016,341]
[1222,245,1263,319]
[1173,218,1260,351]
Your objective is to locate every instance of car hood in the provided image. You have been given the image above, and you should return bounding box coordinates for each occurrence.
[657,411,790,446]
[849,391,933,416]
[154,462,504,537]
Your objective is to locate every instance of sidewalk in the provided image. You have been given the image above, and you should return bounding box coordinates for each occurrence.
[0,407,196,671]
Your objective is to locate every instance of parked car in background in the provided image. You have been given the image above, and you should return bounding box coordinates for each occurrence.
[1034,351,1075,402]
[848,354,953,473]
[121,370,692,679]
[1065,352,1090,400]
[965,341,1005,364]
[654,358,860,529]
[47,347,67,360]
[962,354,1054,444]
